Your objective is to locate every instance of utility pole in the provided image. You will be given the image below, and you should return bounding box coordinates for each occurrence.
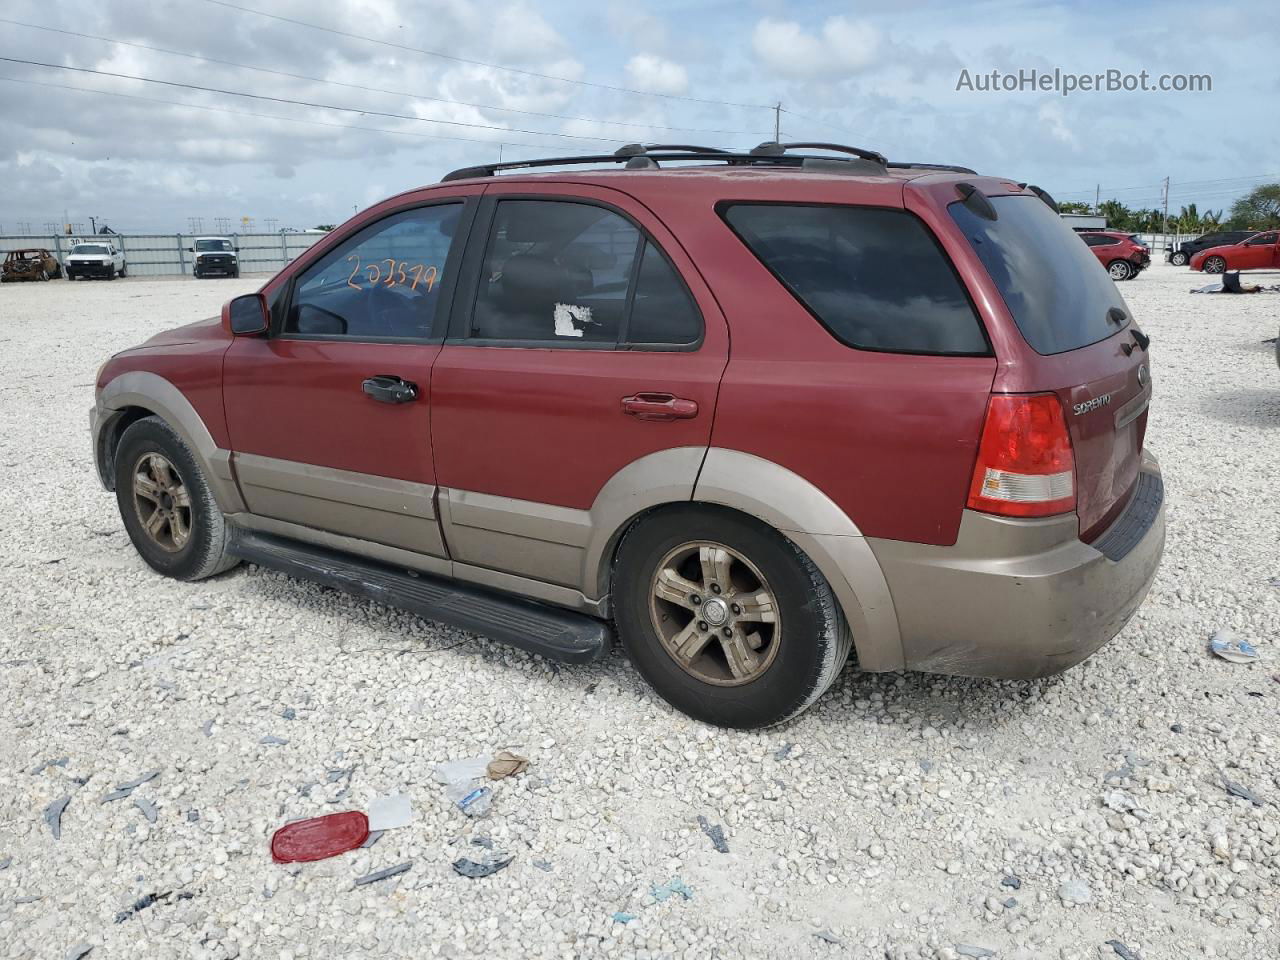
[1160,176,1170,244]
[214,217,230,234]
[90,216,98,234]
[774,102,782,142]
[498,144,504,164]
[265,218,279,233]
[1094,184,1100,215]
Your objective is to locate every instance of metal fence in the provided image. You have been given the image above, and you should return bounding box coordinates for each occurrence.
[0,232,328,277]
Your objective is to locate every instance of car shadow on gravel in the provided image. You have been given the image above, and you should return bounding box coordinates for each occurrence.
[1199,388,1280,429]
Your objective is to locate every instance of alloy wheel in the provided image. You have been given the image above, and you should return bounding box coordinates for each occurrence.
[1109,261,1132,280]
[131,452,192,552]
[648,541,782,686]
[1204,257,1226,274]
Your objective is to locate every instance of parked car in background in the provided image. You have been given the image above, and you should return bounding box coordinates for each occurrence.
[1189,231,1280,273]
[90,143,1164,728]
[1079,231,1151,280]
[66,241,127,280]
[1166,230,1258,266]
[190,237,240,278]
[1,248,61,282]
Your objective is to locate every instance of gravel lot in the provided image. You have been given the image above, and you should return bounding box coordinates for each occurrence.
[1,265,1277,960]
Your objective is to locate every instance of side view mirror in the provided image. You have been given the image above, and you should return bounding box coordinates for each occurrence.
[227,293,269,336]
[234,246,240,253]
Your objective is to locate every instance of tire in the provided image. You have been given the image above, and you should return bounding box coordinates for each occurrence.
[613,506,852,729]
[1170,251,1188,266]
[38,269,49,282]
[113,416,239,581]
[1107,260,1133,281]
[232,268,240,278]
[106,266,116,281]
[1203,256,1227,274]
[119,264,127,278]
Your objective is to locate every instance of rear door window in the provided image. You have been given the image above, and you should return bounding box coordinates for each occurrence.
[466,199,702,348]
[721,204,989,355]
[950,195,1128,355]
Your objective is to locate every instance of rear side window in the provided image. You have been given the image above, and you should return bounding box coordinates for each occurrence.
[721,204,989,355]
[469,199,701,347]
[950,195,1128,356]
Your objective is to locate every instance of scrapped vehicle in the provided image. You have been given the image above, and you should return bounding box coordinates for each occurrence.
[190,237,240,278]
[1079,231,1150,280]
[1,248,61,281]
[91,143,1165,728]
[1167,230,1258,266]
[1189,230,1280,274]
[66,241,127,280]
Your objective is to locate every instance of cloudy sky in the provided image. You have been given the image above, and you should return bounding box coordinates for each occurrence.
[1,0,1277,233]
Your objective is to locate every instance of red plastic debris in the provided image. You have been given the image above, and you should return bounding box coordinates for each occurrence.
[271,811,369,864]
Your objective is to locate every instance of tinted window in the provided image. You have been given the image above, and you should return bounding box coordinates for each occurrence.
[73,245,109,254]
[287,204,460,340]
[722,204,988,355]
[470,200,699,347]
[1246,232,1277,245]
[950,195,1128,355]
[195,239,233,252]
[625,243,700,345]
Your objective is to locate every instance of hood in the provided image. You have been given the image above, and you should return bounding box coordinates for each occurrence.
[136,315,225,349]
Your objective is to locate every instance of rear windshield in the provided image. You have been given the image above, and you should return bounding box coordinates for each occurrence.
[721,204,989,355]
[950,195,1128,355]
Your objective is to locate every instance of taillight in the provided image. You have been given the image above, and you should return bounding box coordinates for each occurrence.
[967,393,1075,517]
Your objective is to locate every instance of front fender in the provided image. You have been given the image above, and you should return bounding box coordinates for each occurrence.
[93,371,245,513]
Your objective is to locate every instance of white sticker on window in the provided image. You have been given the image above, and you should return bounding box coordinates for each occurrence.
[553,302,591,338]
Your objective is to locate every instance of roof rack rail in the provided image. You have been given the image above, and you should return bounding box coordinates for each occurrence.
[887,161,978,175]
[440,140,977,183]
[749,141,888,166]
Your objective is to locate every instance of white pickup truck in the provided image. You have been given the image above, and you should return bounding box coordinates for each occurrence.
[65,240,127,280]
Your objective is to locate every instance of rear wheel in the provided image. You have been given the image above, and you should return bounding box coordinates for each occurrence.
[1107,260,1133,281]
[614,506,852,728]
[114,417,239,581]
[1170,251,1188,266]
[1203,256,1227,274]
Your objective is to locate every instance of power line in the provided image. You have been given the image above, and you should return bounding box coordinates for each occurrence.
[0,17,770,138]
[0,56,629,144]
[0,75,581,151]
[1057,173,1279,198]
[198,0,772,110]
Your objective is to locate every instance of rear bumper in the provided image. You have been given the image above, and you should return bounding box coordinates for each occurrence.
[866,450,1165,680]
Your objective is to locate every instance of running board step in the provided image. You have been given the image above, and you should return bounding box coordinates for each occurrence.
[228,530,611,664]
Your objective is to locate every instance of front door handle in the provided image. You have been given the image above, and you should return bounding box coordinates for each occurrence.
[362,375,419,404]
[621,393,698,421]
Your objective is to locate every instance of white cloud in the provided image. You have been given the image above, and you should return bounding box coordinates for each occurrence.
[624,54,689,96]
[751,16,880,78]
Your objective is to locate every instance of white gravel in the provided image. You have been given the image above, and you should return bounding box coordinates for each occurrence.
[1,265,1278,960]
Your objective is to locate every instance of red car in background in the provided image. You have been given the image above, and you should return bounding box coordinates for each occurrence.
[1189,230,1280,273]
[1079,231,1151,281]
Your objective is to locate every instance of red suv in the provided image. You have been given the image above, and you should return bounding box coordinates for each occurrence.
[91,143,1164,728]
[1079,231,1150,281]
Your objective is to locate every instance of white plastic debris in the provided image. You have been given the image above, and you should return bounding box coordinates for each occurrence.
[433,755,490,785]
[367,793,413,831]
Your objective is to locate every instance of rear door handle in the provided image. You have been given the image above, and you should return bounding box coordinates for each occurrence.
[362,375,419,404]
[621,393,698,421]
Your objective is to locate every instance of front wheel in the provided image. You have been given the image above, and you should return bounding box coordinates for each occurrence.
[105,266,116,281]
[1203,256,1227,274]
[1107,260,1134,281]
[114,417,239,581]
[119,264,127,278]
[614,506,852,729]
[1170,251,1188,266]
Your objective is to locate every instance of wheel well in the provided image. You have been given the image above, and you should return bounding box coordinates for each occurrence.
[98,406,155,489]
[601,501,796,603]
